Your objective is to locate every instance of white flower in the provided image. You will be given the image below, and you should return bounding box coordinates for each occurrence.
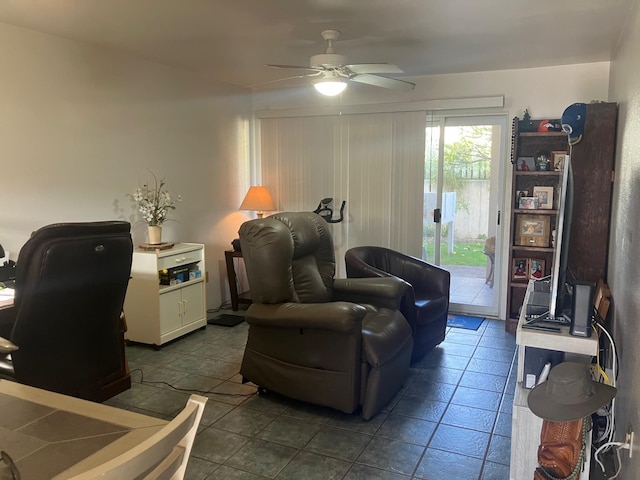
[132,173,182,226]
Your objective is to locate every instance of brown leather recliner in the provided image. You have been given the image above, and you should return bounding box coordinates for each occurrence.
[345,246,450,362]
[238,212,413,419]
[0,221,133,402]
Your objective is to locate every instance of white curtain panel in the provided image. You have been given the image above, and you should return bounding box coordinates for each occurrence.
[259,111,426,275]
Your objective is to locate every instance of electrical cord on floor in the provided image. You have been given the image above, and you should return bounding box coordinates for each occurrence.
[207,301,233,314]
[129,368,258,398]
[1,450,20,480]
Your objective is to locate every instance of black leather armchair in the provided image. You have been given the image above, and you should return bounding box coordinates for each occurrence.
[345,246,450,362]
[238,212,413,419]
[0,221,133,401]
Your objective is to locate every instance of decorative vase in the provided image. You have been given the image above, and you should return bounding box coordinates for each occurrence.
[148,225,162,245]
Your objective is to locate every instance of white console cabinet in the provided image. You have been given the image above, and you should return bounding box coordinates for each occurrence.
[510,281,597,480]
[124,243,207,348]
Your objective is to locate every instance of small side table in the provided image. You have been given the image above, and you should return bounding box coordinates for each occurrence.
[224,250,252,311]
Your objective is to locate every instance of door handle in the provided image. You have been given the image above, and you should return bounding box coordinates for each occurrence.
[434,208,441,223]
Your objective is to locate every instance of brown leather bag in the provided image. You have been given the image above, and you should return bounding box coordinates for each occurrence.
[533,418,584,480]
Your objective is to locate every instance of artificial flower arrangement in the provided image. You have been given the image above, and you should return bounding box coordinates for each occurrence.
[133,172,182,226]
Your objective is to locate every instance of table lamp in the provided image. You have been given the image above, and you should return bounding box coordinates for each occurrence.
[239,186,276,218]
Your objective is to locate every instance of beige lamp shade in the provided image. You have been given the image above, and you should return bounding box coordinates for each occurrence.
[239,186,276,218]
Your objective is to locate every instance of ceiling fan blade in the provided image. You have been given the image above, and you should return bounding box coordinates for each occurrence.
[266,64,320,72]
[345,63,403,74]
[247,71,322,88]
[350,73,415,91]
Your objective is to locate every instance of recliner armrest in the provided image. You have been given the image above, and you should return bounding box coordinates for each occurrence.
[333,277,409,311]
[0,336,18,354]
[246,302,366,333]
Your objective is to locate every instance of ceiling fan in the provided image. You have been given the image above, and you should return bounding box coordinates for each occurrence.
[265,29,415,96]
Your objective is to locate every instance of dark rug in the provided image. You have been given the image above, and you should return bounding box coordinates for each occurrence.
[207,313,245,327]
[447,314,485,330]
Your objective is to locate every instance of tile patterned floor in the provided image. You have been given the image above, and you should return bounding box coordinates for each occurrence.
[107,317,517,479]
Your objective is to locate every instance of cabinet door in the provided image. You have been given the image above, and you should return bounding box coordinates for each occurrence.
[159,289,183,334]
[181,282,204,326]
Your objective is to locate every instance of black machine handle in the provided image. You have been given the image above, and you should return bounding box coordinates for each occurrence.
[313,198,346,224]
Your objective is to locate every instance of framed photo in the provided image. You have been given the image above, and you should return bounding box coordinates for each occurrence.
[530,258,546,279]
[512,258,529,280]
[517,157,535,171]
[518,196,539,210]
[515,214,551,247]
[533,186,554,209]
[515,190,529,208]
[552,151,569,171]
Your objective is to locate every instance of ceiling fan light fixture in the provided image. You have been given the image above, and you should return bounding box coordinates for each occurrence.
[313,78,347,96]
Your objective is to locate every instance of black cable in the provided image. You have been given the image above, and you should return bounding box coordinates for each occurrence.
[129,368,258,398]
[207,300,233,314]
[1,451,20,480]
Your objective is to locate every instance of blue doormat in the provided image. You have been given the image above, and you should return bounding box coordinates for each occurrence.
[447,314,485,330]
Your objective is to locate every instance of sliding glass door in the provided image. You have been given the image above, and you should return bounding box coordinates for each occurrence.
[423,114,506,318]
[258,110,507,318]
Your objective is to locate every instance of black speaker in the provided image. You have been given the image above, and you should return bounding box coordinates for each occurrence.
[570,281,595,337]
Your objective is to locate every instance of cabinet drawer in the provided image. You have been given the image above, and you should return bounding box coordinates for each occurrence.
[158,252,201,270]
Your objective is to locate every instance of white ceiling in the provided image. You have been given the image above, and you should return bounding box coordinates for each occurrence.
[0,0,633,91]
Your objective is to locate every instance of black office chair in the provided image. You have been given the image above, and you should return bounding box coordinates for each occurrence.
[0,221,133,401]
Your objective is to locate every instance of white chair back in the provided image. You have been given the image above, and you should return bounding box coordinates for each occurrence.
[67,394,207,480]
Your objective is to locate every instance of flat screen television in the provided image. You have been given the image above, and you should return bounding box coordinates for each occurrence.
[524,154,574,325]
[548,156,574,321]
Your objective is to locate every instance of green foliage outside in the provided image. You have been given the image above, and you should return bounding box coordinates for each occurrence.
[426,125,493,191]
[423,124,495,267]
[424,241,487,266]
[425,125,493,215]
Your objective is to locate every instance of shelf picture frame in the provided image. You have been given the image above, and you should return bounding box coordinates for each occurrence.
[533,186,554,209]
[516,156,535,171]
[519,196,539,210]
[512,258,529,280]
[515,214,551,247]
[515,190,529,208]
[552,151,569,171]
[529,258,546,279]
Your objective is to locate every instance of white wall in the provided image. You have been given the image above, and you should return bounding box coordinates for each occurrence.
[0,19,615,323]
[0,22,253,309]
[607,0,640,475]
[253,63,611,319]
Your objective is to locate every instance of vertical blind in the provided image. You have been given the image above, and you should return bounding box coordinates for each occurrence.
[259,111,426,274]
